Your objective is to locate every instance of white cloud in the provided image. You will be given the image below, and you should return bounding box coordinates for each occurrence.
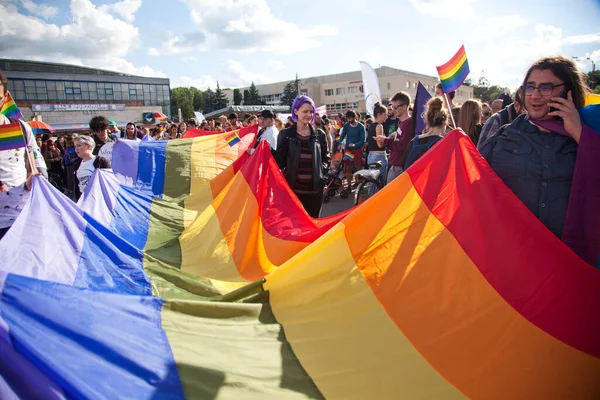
[99,0,143,23]
[20,0,58,20]
[174,59,272,89]
[562,33,600,45]
[177,75,218,90]
[0,0,165,78]
[148,47,160,56]
[221,59,270,88]
[408,0,478,20]
[469,24,598,89]
[151,0,337,55]
[468,15,528,43]
[267,60,285,70]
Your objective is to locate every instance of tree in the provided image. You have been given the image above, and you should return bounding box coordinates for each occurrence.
[247,81,262,105]
[170,87,194,121]
[203,87,217,113]
[469,75,509,104]
[189,87,204,111]
[585,70,600,92]
[243,89,251,105]
[233,88,242,105]
[215,82,229,110]
[280,75,300,109]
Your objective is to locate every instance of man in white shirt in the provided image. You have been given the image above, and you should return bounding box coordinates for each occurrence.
[251,110,278,154]
[0,71,43,239]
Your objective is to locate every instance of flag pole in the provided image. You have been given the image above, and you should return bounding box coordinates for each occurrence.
[443,91,457,128]
[22,126,38,178]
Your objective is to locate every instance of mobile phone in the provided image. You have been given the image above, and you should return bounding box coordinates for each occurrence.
[548,87,569,116]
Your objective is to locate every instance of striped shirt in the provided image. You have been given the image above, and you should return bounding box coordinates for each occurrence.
[294,135,315,194]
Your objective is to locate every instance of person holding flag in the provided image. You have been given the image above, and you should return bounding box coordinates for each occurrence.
[0,71,42,239]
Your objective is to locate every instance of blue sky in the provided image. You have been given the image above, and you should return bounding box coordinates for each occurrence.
[2,0,599,91]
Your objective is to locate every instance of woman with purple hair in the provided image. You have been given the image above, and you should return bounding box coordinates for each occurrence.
[275,95,330,218]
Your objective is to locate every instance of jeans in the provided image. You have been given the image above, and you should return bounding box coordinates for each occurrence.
[387,165,404,183]
[367,152,388,185]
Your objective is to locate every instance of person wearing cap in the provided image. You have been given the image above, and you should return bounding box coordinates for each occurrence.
[251,110,279,153]
[226,113,242,132]
[108,120,121,138]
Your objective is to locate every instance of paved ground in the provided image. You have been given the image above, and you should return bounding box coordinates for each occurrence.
[321,188,357,217]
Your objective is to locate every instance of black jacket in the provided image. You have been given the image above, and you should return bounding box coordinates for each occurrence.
[275,124,329,192]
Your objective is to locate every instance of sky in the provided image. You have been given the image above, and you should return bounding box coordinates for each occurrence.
[1,0,599,91]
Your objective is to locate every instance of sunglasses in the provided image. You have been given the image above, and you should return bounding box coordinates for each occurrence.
[391,104,406,110]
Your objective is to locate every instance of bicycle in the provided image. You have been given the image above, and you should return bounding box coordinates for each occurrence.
[353,161,385,206]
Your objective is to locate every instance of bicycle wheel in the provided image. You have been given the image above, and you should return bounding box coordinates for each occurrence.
[354,181,371,205]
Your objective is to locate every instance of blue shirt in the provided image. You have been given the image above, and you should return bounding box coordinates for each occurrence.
[479,114,577,238]
[339,122,366,148]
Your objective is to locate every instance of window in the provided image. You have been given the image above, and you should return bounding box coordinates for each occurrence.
[348,102,358,109]
[65,87,82,95]
[413,82,417,89]
[387,83,391,90]
[348,86,358,94]
[406,81,411,88]
[324,89,334,96]
[104,88,113,95]
[336,88,345,95]
[326,104,334,111]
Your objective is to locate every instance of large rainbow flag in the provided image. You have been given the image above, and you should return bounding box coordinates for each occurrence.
[0,126,599,398]
[436,45,470,93]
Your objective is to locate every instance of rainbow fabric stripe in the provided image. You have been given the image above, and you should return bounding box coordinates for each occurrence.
[0,128,599,398]
[225,131,241,147]
[343,152,354,162]
[0,122,25,151]
[0,91,23,120]
[436,45,470,93]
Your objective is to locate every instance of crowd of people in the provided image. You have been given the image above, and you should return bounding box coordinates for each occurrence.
[0,55,594,254]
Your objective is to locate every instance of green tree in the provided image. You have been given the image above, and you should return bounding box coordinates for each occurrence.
[470,75,509,104]
[189,87,204,111]
[585,70,600,91]
[203,87,217,113]
[233,88,242,105]
[215,82,229,110]
[247,81,262,105]
[170,87,194,121]
[243,89,251,105]
[280,75,300,108]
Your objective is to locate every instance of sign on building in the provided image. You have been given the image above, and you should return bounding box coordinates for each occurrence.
[32,104,126,112]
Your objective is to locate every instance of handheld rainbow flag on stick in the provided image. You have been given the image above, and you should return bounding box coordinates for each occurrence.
[1,91,24,120]
[436,45,470,127]
[343,151,355,162]
[0,122,26,151]
[225,131,241,147]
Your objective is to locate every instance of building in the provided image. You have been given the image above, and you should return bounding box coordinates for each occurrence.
[226,66,473,115]
[0,59,172,132]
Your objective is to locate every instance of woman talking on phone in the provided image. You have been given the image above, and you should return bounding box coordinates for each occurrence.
[479,55,588,240]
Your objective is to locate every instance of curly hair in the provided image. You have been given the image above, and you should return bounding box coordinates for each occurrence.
[89,116,109,132]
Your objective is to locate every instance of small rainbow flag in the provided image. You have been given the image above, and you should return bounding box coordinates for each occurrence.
[343,152,355,162]
[0,122,26,151]
[1,91,23,120]
[436,45,470,93]
[225,131,241,147]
